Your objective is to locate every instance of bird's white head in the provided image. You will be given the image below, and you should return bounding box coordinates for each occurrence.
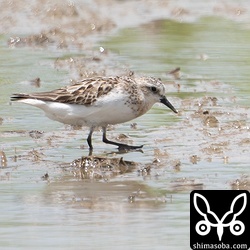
[136,77,178,114]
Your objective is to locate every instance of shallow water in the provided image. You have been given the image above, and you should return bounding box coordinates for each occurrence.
[104,17,250,101]
[0,11,250,250]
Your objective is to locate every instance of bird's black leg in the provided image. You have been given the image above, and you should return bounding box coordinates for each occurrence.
[87,126,95,151]
[102,126,143,150]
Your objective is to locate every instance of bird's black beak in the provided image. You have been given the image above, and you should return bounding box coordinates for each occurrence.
[160,96,178,113]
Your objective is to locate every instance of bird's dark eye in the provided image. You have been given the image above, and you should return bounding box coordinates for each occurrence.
[151,86,157,92]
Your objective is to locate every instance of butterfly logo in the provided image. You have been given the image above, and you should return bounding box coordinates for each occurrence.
[193,193,247,241]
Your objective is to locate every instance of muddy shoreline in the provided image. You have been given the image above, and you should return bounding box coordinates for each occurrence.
[1,0,250,79]
[1,0,249,188]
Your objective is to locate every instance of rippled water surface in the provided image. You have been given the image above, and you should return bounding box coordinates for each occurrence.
[104,17,250,100]
[1,13,250,250]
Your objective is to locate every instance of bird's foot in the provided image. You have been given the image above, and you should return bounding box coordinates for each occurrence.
[117,144,143,152]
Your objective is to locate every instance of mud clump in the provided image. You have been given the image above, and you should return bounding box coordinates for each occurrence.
[29,130,44,139]
[231,175,249,190]
[71,156,138,180]
[0,151,7,167]
[203,115,219,128]
[8,33,53,48]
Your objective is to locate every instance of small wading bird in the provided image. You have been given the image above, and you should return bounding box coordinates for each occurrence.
[11,76,178,151]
